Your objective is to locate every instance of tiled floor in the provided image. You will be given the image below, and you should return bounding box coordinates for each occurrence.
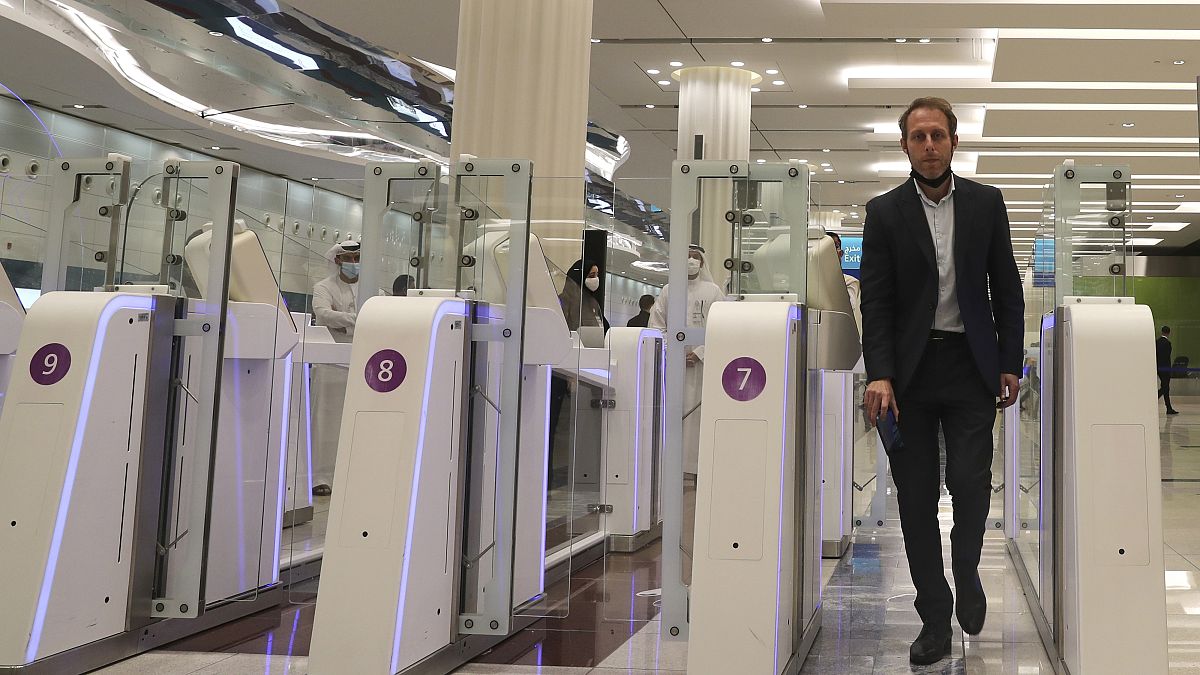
[97,396,1200,674]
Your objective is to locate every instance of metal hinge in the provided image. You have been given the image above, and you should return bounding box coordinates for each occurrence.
[587,504,614,514]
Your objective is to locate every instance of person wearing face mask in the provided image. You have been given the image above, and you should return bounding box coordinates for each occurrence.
[313,241,361,343]
[309,240,361,497]
[558,258,610,331]
[548,259,610,473]
[649,246,726,475]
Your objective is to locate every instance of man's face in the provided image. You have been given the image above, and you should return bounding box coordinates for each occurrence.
[336,251,360,265]
[901,107,958,180]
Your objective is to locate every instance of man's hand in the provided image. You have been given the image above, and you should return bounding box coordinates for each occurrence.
[998,373,1019,409]
[865,378,899,427]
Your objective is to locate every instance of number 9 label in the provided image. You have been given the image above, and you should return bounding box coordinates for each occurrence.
[30,343,71,386]
[721,356,767,402]
[365,349,407,393]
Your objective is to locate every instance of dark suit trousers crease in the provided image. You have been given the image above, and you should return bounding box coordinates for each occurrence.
[1159,372,1174,411]
[889,335,996,626]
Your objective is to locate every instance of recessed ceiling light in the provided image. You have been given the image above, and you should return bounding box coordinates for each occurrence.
[894,38,907,43]
[797,104,808,109]
[1147,215,1155,219]
[772,80,785,86]
[591,38,601,43]
[822,148,831,153]
[1175,60,1187,65]
[658,80,671,86]
[350,96,363,101]
[797,159,808,163]
[852,204,859,207]
[731,61,745,67]
[645,104,655,109]
[750,87,761,92]
[210,146,221,150]
[1122,122,1135,127]
[647,69,660,75]
[72,104,85,109]
[761,37,773,43]
[765,69,780,75]
[1176,194,1186,198]
[823,168,834,172]
[919,38,931,43]
[833,209,841,213]
[310,177,319,181]
[820,162,831,167]
[670,61,683,67]
[837,180,846,184]
[209,30,223,36]
[756,158,767,163]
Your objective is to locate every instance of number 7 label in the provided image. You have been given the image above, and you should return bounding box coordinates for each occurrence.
[721,357,767,402]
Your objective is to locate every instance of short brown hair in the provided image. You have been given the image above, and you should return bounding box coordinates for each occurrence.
[899,97,957,138]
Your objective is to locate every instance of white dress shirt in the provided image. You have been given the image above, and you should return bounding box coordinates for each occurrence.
[914,177,964,332]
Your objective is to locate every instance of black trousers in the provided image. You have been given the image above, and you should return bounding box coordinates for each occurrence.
[1159,372,1175,411]
[890,334,997,627]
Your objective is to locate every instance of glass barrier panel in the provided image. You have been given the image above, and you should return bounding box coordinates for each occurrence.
[454,170,537,622]
[280,177,365,604]
[603,176,670,623]
[147,169,270,606]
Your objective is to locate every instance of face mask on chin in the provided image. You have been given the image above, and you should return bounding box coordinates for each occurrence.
[910,165,952,189]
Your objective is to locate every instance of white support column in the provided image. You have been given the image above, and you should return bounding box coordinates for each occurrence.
[452,0,593,271]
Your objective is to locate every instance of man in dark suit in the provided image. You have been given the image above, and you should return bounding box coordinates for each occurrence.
[1159,325,1179,415]
[860,97,1024,665]
[627,294,655,327]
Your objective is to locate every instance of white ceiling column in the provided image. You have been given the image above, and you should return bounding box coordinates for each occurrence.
[451,0,593,270]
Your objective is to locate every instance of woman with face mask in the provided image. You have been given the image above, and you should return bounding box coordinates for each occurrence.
[309,240,361,497]
[557,258,610,331]
[649,246,727,475]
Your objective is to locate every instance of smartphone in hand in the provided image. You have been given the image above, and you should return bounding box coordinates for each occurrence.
[877,408,904,454]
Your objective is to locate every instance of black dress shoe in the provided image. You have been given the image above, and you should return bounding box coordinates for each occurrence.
[1167,409,1180,415]
[910,623,952,665]
[956,573,987,635]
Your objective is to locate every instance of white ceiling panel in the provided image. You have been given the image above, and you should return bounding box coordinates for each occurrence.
[658,0,825,38]
[994,38,1200,83]
[592,0,684,39]
[982,109,1198,137]
[820,1,1200,31]
[977,154,1200,176]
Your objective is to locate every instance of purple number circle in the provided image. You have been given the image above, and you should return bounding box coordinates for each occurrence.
[721,356,767,402]
[365,349,407,393]
[30,343,71,386]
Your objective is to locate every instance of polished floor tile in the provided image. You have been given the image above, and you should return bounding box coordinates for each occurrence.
[94,652,237,675]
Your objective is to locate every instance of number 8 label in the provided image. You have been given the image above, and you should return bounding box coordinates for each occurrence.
[365,349,406,393]
[721,356,767,402]
[30,343,71,386]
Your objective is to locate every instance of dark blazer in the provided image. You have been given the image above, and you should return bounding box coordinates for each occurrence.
[860,176,1024,397]
[1157,336,1172,371]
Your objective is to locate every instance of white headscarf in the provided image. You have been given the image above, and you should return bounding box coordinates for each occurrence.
[324,240,361,272]
[688,245,718,285]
